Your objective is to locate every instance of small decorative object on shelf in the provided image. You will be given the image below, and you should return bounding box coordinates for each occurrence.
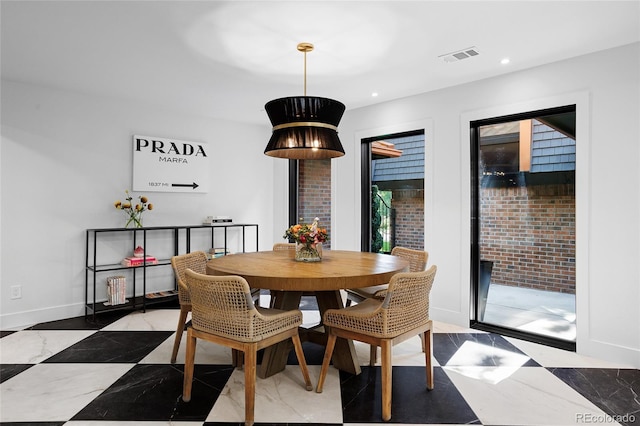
[133,245,145,257]
[114,190,153,228]
[284,217,328,262]
[121,256,158,267]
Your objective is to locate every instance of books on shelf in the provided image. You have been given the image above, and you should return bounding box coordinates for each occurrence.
[145,289,179,299]
[105,276,127,306]
[210,248,229,257]
[121,256,158,267]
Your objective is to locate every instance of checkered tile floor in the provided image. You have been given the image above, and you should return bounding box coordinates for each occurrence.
[1,301,638,425]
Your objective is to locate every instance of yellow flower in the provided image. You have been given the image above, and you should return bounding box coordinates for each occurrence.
[114,190,153,228]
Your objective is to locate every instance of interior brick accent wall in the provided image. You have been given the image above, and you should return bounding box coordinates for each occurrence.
[392,189,424,250]
[480,183,575,294]
[298,159,332,249]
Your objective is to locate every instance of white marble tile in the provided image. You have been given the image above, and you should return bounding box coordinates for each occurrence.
[505,336,636,368]
[207,365,342,423]
[445,340,531,371]
[443,366,620,425]
[354,336,441,367]
[101,309,182,331]
[0,363,134,422]
[65,422,201,426]
[0,330,96,363]
[302,310,321,328]
[140,333,234,364]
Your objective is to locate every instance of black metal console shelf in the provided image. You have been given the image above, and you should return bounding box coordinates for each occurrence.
[85,223,258,321]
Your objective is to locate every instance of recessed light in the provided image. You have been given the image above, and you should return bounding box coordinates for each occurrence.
[371,92,379,97]
[501,58,510,65]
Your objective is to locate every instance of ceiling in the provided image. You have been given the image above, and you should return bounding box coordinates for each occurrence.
[2,1,639,125]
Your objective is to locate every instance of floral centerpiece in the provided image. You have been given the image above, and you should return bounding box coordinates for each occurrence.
[284,217,328,262]
[114,190,153,228]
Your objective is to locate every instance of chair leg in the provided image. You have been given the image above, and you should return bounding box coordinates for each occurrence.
[291,333,313,391]
[182,328,197,402]
[316,332,337,393]
[380,339,392,421]
[171,305,189,363]
[424,328,434,390]
[369,344,377,366]
[244,344,257,426]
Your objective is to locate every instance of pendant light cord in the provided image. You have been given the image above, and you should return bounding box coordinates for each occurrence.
[303,49,307,96]
[297,42,313,97]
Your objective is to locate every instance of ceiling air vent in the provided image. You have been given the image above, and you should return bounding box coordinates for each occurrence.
[439,46,480,63]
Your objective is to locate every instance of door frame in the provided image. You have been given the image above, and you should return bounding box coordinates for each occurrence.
[470,105,577,351]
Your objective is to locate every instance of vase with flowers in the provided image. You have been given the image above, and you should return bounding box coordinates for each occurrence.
[114,190,153,228]
[283,217,328,262]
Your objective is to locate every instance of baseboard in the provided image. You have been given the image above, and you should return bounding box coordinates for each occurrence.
[0,302,85,330]
[578,338,640,369]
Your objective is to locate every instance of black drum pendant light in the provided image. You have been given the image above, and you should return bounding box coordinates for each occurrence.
[264,43,346,159]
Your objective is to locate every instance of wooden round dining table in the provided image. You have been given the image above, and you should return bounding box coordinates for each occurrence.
[207,249,409,378]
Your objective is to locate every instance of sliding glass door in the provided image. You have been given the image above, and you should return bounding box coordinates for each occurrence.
[471,106,577,350]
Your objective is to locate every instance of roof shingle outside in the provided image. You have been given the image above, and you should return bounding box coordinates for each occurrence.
[372,134,425,182]
[531,119,575,173]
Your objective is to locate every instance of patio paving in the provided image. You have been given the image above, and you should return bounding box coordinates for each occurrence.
[482,284,576,342]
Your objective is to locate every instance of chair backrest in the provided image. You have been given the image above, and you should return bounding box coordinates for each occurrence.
[380,265,437,335]
[273,242,296,251]
[391,246,429,272]
[185,269,263,341]
[171,251,208,305]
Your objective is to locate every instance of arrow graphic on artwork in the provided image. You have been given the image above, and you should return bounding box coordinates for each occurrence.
[172,182,199,189]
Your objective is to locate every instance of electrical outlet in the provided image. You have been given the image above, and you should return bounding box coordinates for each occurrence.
[10,285,22,299]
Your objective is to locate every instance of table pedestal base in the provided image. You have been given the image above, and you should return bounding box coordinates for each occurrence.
[258,290,361,379]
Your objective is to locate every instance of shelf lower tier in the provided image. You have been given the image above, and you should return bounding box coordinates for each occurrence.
[85,293,179,319]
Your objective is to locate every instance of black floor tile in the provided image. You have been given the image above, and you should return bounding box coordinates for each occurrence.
[27,311,131,330]
[287,341,327,366]
[0,364,34,383]
[549,368,640,426]
[43,331,173,363]
[433,332,541,367]
[340,366,480,424]
[72,364,232,421]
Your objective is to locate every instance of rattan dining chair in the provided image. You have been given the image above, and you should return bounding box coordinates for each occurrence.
[316,265,437,422]
[169,251,208,364]
[182,269,313,426]
[272,242,296,252]
[345,246,429,306]
[344,247,429,365]
[169,251,260,364]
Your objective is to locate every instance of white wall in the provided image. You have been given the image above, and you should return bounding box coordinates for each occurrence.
[0,80,277,328]
[2,43,638,368]
[334,43,640,367]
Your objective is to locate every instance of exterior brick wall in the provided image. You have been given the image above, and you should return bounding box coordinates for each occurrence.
[480,183,575,294]
[298,159,332,249]
[392,189,424,250]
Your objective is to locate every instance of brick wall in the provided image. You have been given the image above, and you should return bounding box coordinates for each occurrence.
[298,159,332,249]
[480,183,575,294]
[392,189,424,250]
